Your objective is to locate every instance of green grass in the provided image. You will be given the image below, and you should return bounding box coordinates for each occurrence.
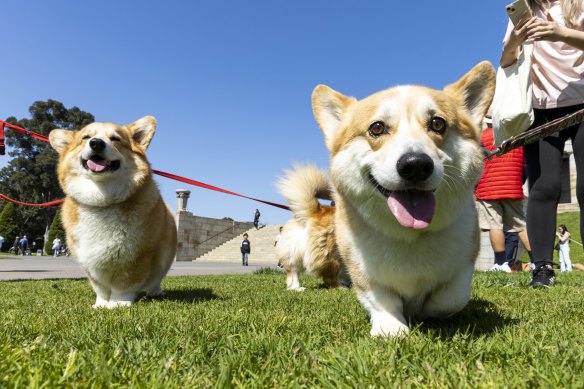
[1,270,583,388]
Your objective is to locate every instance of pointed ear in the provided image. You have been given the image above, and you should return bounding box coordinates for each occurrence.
[312,85,356,149]
[443,61,496,128]
[128,116,156,148]
[48,129,74,154]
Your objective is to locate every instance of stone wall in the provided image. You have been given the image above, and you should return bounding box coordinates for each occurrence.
[175,210,253,261]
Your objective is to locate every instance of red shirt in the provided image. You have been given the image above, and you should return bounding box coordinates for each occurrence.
[475,127,524,200]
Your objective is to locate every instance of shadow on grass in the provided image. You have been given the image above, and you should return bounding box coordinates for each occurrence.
[416,298,517,338]
[146,288,221,304]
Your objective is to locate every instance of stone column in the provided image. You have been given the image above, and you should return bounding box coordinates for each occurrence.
[176,189,191,212]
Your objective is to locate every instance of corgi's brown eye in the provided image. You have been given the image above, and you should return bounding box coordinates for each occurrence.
[110,136,121,142]
[82,135,90,140]
[429,117,446,134]
[368,121,387,138]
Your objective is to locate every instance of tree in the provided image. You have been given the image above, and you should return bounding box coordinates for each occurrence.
[44,211,65,255]
[0,100,94,244]
[0,203,19,252]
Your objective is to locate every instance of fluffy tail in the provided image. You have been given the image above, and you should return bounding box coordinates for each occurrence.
[277,164,332,224]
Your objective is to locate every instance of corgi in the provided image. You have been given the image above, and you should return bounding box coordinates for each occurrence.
[49,116,177,308]
[311,62,495,336]
[276,164,347,291]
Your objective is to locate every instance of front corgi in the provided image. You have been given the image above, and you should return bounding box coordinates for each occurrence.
[312,62,495,336]
[49,116,177,308]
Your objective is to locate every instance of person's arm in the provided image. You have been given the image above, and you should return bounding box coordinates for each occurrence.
[527,14,584,51]
[559,232,570,243]
[501,16,537,67]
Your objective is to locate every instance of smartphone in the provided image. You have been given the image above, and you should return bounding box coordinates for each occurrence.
[506,0,532,25]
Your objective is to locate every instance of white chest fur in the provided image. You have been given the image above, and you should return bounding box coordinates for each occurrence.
[346,200,477,299]
[71,205,149,269]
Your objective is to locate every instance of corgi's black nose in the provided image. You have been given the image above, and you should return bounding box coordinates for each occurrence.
[397,152,434,182]
[89,138,106,152]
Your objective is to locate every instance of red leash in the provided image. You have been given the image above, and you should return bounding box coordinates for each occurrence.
[0,120,290,211]
[0,194,63,207]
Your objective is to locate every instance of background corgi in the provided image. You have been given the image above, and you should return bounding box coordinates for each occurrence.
[276,164,347,291]
[311,62,496,336]
[49,116,177,308]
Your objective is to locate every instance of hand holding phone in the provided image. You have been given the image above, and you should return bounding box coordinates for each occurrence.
[506,0,532,26]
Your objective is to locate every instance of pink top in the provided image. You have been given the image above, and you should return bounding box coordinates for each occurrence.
[504,1,584,109]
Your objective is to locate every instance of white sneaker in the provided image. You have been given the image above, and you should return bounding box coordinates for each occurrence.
[488,264,500,271]
[499,262,513,273]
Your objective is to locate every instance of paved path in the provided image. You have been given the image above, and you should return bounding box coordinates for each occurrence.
[0,256,278,281]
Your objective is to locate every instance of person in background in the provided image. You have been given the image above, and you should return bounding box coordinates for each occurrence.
[52,237,62,257]
[500,0,584,287]
[19,235,29,256]
[476,118,533,273]
[0,235,4,251]
[253,209,261,230]
[240,233,251,266]
[556,224,573,272]
[13,236,20,255]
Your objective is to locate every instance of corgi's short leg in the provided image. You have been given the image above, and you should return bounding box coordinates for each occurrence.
[286,271,305,291]
[146,285,165,298]
[358,286,409,337]
[92,295,110,309]
[107,290,139,308]
[421,264,473,319]
[88,275,111,309]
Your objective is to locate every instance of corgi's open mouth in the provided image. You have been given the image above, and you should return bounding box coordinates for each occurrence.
[369,174,436,229]
[82,155,121,173]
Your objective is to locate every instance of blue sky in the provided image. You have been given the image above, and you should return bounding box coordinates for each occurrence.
[1,1,510,225]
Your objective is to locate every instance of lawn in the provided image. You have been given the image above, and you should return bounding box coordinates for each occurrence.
[1,270,583,388]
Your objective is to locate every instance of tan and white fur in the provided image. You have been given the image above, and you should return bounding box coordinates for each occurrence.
[276,164,347,291]
[312,62,495,336]
[49,116,177,308]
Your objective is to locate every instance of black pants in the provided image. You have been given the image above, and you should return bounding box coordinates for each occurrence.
[524,104,584,266]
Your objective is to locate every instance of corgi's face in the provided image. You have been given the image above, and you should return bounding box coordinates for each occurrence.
[49,116,156,206]
[312,62,495,235]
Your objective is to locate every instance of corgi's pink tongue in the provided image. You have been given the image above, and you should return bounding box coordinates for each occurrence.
[87,159,107,172]
[387,191,435,229]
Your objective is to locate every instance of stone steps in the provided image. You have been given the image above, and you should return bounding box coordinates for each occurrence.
[195,224,281,264]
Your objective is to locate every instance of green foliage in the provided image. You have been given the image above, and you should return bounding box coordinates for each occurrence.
[0,100,94,242]
[0,203,19,252]
[44,211,65,255]
[0,272,583,387]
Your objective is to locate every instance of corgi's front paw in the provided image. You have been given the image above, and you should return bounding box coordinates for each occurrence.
[370,314,409,337]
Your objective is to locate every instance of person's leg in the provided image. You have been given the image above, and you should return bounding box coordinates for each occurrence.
[566,249,572,271]
[489,229,507,266]
[524,134,565,267]
[504,231,519,266]
[517,230,531,251]
[570,120,584,253]
[559,246,566,271]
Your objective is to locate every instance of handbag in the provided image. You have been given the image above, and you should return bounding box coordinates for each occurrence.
[492,42,534,146]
